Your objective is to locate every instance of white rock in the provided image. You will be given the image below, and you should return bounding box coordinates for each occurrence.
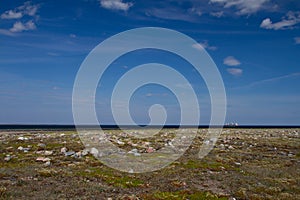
[116,140,124,145]
[17,146,24,151]
[228,145,234,150]
[44,161,51,167]
[44,150,53,156]
[36,157,51,162]
[60,147,67,154]
[90,148,99,156]
[82,149,89,156]
[65,151,75,156]
[18,136,28,141]
[4,155,11,161]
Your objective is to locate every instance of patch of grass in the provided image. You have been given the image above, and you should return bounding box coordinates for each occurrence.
[183,160,230,171]
[75,167,144,188]
[142,190,228,200]
[37,169,58,177]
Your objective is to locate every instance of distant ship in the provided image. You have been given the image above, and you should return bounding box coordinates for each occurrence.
[225,122,239,127]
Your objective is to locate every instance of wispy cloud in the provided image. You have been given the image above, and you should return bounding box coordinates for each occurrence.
[294,37,300,44]
[260,11,300,30]
[210,11,224,18]
[235,73,300,89]
[0,29,16,36]
[145,7,197,22]
[224,56,241,66]
[227,68,243,76]
[9,20,36,33]
[100,0,133,11]
[192,40,217,51]
[209,0,270,15]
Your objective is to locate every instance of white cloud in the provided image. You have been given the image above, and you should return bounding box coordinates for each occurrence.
[1,2,39,19]
[209,0,269,15]
[227,68,243,76]
[295,37,300,44]
[189,7,202,16]
[224,56,241,66]
[260,11,300,30]
[210,11,224,18]
[9,20,36,33]
[100,0,133,11]
[192,41,217,51]
[70,34,76,38]
[1,10,23,19]
[1,2,39,35]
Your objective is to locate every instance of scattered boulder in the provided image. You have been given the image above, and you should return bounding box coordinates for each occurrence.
[44,150,53,156]
[64,151,75,156]
[36,157,51,162]
[60,147,67,154]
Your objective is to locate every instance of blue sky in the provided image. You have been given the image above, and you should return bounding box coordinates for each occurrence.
[0,0,300,125]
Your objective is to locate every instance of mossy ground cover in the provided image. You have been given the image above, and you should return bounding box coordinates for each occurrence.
[0,129,299,199]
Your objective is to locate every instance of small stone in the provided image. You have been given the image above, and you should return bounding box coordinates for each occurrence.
[228,145,234,150]
[134,152,141,156]
[116,140,124,145]
[18,136,28,141]
[44,150,53,156]
[36,157,51,162]
[82,149,89,156]
[60,147,67,154]
[4,155,11,161]
[44,161,51,167]
[146,147,154,153]
[128,149,138,154]
[234,162,242,166]
[17,146,24,151]
[65,151,75,156]
[23,148,30,153]
[90,148,99,156]
[75,151,82,158]
[37,143,46,149]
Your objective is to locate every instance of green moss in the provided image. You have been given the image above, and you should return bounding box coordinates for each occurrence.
[146,191,228,200]
[75,167,143,188]
[183,160,225,171]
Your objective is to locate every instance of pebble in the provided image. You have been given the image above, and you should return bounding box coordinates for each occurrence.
[228,145,234,150]
[82,149,89,156]
[44,150,53,156]
[146,147,155,153]
[90,148,99,156]
[65,151,75,156]
[4,155,11,161]
[60,147,67,154]
[36,157,51,162]
[116,140,124,145]
[17,146,24,151]
[44,161,51,167]
[18,136,28,141]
